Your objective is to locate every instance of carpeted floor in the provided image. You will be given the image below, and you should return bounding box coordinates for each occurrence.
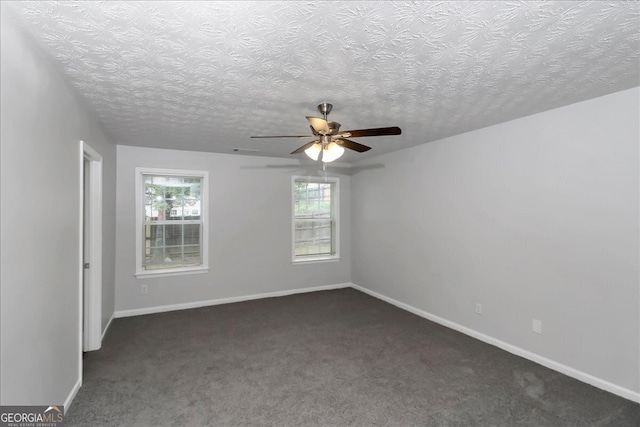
[67,288,639,426]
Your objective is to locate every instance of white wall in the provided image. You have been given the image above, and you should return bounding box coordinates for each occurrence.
[115,146,351,313]
[0,6,117,407]
[351,88,639,398]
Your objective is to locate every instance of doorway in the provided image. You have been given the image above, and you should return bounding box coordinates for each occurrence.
[82,141,102,351]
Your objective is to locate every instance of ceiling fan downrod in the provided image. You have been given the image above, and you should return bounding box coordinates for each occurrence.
[318,103,332,120]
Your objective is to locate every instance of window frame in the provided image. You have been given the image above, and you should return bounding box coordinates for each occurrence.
[291,176,340,264]
[135,167,209,278]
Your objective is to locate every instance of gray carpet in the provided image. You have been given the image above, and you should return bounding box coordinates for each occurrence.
[67,288,639,426]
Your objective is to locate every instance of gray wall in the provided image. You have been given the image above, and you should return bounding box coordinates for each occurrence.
[0,7,116,406]
[115,146,351,313]
[351,87,639,395]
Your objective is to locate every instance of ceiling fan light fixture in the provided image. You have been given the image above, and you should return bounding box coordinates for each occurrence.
[304,142,322,161]
[321,142,344,163]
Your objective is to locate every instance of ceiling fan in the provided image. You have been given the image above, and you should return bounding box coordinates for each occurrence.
[250,103,401,163]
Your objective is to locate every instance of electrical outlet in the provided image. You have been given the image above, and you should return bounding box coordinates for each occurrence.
[532,319,542,334]
[475,303,482,315]
[141,284,148,294]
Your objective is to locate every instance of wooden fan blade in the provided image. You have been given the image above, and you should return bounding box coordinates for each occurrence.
[291,140,318,154]
[335,138,371,153]
[306,116,330,134]
[250,135,314,138]
[338,126,401,138]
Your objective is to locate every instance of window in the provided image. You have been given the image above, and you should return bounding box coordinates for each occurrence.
[292,177,339,262]
[135,168,208,277]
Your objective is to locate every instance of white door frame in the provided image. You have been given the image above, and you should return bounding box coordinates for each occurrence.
[81,141,102,351]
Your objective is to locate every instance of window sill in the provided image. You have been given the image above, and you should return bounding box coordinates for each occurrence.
[135,267,209,279]
[292,257,341,265]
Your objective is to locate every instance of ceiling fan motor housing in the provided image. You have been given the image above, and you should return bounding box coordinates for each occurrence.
[318,103,333,117]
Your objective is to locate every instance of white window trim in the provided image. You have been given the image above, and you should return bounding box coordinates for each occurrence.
[135,167,209,278]
[291,175,340,264]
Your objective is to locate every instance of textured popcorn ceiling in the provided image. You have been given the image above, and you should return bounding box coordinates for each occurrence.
[5,1,640,162]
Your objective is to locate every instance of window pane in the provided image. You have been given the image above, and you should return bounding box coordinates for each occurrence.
[144,175,202,222]
[145,224,165,249]
[165,246,202,266]
[145,247,166,270]
[295,182,332,218]
[294,180,336,259]
[183,224,200,245]
[182,244,201,260]
[164,224,183,246]
[142,172,204,271]
[144,246,202,270]
[144,223,202,270]
[294,219,333,257]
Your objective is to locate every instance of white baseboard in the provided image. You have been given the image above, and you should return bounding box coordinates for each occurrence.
[63,376,82,415]
[349,283,640,404]
[114,283,351,319]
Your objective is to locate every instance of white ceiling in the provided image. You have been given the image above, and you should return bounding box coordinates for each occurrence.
[6,1,639,163]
